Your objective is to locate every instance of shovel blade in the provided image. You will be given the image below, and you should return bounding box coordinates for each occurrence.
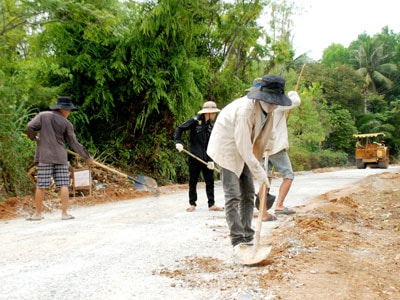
[127,174,158,191]
[133,181,146,190]
[136,174,158,189]
[234,244,272,266]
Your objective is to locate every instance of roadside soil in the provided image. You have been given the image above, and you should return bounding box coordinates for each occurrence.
[0,166,163,220]
[1,167,399,299]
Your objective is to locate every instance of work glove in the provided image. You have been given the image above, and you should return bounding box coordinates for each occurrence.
[288,91,299,98]
[176,143,184,152]
[207,161,215,170]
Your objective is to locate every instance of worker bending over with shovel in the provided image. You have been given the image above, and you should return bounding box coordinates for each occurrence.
[26,96,93,221]
[207,74,295,259]
[175,101,224,212]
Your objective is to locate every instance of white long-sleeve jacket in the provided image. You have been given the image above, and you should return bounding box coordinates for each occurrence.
[265,91,301,155]
[206,96,275,183]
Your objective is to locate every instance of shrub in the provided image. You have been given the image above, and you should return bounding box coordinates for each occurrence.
[290,147,349,171]
[0,103,37,197]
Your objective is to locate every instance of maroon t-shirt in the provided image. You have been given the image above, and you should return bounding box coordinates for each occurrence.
[27,111,91,164]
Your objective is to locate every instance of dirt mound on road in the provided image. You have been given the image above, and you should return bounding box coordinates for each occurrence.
[155,171,400,299]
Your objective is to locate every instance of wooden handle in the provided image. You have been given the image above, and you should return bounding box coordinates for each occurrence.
[253,181,267,254]
[92,161,128,179]
[295,64,306,92]
[67,149,128,179]
[286,64,306,122]
[181,148,220,173]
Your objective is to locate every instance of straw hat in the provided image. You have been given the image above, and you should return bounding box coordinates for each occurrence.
[197,101,221,114]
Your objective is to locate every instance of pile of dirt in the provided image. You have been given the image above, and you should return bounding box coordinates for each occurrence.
[155,171,400,299]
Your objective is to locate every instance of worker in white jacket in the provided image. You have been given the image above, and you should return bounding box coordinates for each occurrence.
[207,74,293,249]
[262,91,301,217]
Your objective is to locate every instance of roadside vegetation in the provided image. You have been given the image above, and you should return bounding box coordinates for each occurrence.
[1,0,399,198]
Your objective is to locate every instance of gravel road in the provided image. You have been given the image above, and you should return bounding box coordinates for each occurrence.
[1,167,398,300]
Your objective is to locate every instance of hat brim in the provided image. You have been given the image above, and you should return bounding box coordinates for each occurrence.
[197,108,221,114]
[49,105,78,111]
[247,89,292,106]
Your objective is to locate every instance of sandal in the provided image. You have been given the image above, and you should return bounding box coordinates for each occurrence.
[275,207,296,215]
[26,216,43,221]
[262,215,277,222]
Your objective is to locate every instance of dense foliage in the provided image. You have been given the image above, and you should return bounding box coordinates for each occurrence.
[1,0,399,197]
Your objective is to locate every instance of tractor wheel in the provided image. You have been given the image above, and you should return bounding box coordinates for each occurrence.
[378,159,389,169]
[356,159,366,169]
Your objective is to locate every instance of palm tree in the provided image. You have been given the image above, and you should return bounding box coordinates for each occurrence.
[351,35,398,112]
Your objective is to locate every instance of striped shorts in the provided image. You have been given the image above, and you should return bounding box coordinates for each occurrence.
[37,163,70,188]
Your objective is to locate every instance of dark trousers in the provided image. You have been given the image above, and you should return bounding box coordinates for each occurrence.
[220,164,255,246]
[188,157,215,207]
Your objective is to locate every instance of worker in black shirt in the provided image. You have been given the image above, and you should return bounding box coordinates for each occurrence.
[175,101,224,212]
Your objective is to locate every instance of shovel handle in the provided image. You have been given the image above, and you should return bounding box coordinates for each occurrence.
[295,64,306,92]
[286,64,306,122]
[181,148,220,173]
[92,161,128,179]
[66,149,148,186]
[254,182,267,247]
[253,152,270,254]
[67,150,127,180]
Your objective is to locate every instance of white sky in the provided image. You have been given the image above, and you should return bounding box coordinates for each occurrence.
[290,0,400,60]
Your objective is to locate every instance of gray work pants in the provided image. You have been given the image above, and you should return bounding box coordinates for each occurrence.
[220,164,255,247]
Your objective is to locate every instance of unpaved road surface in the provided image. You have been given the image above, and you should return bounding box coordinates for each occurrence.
[1,166,399,300]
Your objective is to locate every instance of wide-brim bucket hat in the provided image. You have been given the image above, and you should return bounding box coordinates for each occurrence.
[198,101,221,114]
[49,96,78,111]
[247,74,292,106]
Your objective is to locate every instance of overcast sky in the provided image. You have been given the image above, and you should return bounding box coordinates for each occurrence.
[290,0,400,60]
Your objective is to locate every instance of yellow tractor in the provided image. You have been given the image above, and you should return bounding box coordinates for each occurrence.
[353,132,389,169]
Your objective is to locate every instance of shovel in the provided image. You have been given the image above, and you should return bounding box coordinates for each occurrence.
[235,152,272,265]
[67,150,158,191]
[235,182,272,265]
[181,148,220,173]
